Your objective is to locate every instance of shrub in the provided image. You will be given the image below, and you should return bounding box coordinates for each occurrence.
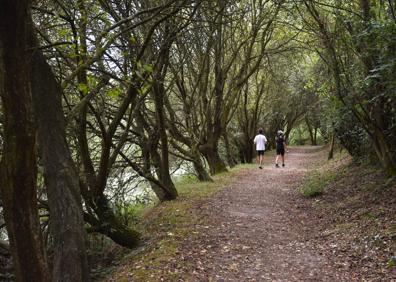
[299,170,337,197]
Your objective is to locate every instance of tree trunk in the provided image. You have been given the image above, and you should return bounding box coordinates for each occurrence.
[200,143,228,175]
[150,30,178,201]
[313,127,318,146]
[358,0,396,176]
[372,128,396,176]
[328,132,335,160]
[0,1,50,280]
[193,161,213,181]
[94,196,140,247]
[285,129,292,144]
[223,133,237,168]
[30,46,90,280]
[72,2,141,248]
[140,139,169,201]
[191,148,213,181]
[77,103,141,248]
[85,195,140,248]
[150,148,178,201]
[305,117,315,145]
[135,110,178,201]
[238,140,254,164]
[203,1,228,175]
[245,135,255,163]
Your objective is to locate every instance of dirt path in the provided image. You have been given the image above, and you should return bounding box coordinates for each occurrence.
[180,146,352,281]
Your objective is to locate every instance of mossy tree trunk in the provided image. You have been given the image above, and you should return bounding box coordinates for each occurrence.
[191,148,213,182]
[84,195,140,248]
[200,142,228,175]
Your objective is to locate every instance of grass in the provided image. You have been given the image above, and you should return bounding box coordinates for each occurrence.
[101,164,249,281]
[303,155,396,278]
[298,170,332,197]
[387,257,396,268]
[298,149,349,198]
[298,165,344,198]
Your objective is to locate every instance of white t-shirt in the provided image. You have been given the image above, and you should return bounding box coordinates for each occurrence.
[254,134,267,151]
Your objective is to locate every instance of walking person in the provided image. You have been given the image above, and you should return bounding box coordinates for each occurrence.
[275,130,287,167]
[253,128,267,169]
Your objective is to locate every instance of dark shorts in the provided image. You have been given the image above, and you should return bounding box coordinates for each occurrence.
[276,147,285,156]
[257,150,265,156]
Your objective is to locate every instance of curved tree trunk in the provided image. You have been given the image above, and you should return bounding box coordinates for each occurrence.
[88,196,140,248]
[200,143,228,175]
[149,30,178,201]
[150,149,178,201]
[30,47,89,281]
[135,110,178,201]
[77,103,141,248]
[191,149,213,182]
[193,161,213,181]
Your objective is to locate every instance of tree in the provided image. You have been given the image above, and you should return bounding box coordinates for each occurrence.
[0,1,50,280]
[297,0,396,175]
[29,37,89,281]
[168,0,283,173]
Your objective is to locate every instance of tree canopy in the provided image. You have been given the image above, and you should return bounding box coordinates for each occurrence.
[0,0,395,280]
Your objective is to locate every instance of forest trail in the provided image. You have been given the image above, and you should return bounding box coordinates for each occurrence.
[179,146,352,281]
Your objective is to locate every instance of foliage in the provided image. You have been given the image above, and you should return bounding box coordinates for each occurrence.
[333,106,372,160]
[299,169,339,198]
[1,0,396,279]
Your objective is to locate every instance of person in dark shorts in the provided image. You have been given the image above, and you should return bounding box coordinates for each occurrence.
[253,128,267,169]
[275,130,287,167]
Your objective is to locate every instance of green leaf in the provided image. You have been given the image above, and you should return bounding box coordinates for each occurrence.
[138,84,151,95]
[58,28,68,37]
[143,64,153,73]
[77,83,89,95]
[107,88,121,98]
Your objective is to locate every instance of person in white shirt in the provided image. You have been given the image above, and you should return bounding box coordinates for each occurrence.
[253,128,267,169]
